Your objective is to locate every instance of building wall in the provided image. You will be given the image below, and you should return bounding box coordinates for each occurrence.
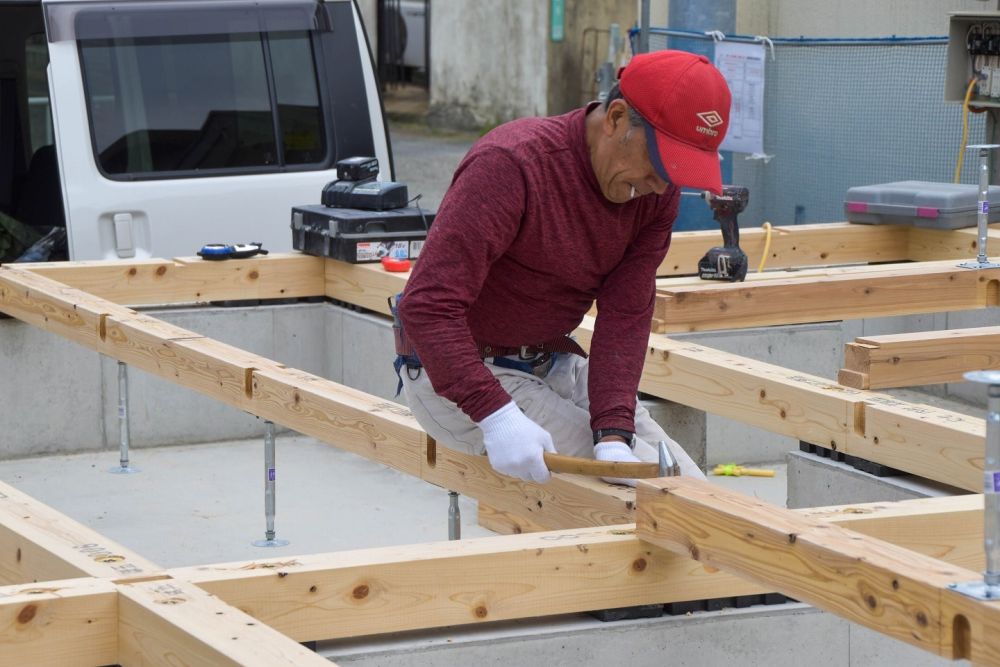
[737,0,999,37]
[422,0,1000,129]
[428,1,548,130]
[546,2,641,115]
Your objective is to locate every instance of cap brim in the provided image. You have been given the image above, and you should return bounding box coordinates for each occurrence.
[642,120,723,195]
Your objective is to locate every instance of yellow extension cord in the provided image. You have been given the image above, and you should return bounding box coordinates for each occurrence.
[955,77,978,184]
[757,221,773,273]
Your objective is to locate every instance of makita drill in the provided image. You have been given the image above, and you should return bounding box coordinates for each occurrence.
[695,185,749,282]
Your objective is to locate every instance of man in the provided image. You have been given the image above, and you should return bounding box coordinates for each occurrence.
[395,50,730,485]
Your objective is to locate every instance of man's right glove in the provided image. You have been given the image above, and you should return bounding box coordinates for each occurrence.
[477,401,555,483]
[594,440,642,487]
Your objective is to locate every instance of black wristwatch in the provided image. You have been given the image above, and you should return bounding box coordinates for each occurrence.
[593,428,635,448]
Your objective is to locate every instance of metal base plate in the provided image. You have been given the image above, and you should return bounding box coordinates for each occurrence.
[252,538,290,547]
[949,580,1000,600]
[108,466,140,474]
[958,260,1000,269]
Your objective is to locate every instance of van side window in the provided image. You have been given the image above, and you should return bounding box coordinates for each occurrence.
[25,34,52,156]
[78,31,326,178]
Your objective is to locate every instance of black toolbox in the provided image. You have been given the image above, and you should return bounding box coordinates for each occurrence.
[290,204,434,263]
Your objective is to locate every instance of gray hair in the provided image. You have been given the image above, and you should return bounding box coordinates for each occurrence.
[604,84,645,128]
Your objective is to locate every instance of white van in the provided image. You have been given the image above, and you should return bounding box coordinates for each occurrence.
[0,0,391,261]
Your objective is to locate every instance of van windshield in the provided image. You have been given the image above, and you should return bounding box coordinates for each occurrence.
[79,30,326,177]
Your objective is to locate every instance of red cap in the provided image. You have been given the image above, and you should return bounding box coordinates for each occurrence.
[619,50,731,195]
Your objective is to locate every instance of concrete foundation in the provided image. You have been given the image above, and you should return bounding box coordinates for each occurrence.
[321,603,953,667]
[786,450,969,509]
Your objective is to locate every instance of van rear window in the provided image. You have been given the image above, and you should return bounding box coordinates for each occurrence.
[79,30,326,177]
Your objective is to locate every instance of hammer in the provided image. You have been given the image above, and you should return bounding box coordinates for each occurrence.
[542,440,679,479]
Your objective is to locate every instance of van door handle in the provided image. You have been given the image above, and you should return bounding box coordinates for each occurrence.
[113,212,136,258]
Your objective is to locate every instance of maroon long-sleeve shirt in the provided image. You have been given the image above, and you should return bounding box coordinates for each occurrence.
[398,104,679,432]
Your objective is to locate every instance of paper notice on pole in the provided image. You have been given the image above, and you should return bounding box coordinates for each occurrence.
[714,41,765,155]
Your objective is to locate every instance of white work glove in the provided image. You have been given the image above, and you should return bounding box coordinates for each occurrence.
[478,401,555,483]
[594,440,642,487]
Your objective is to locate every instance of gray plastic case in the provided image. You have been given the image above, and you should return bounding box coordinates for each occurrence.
[844,180,1000,229]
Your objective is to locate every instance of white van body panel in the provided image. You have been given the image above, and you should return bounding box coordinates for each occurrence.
[38,0,389,261]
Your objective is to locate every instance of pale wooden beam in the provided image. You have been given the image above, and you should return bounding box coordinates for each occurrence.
[173,495,983,642]
[635,477,999,663]
[660,222,910,276]
[907,224,1000,262]
[117,578,333,666]
[174,526,762,642]
[25,254,325,305]
[653,260,999,333]
[4,264,988,500]
[0,577,119,667]
[0,481,160,585]
[839,325,1000,389]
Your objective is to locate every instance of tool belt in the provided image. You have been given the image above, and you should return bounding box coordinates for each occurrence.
[389,292,587,393]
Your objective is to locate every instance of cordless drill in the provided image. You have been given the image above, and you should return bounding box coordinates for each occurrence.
[694,186,749,282]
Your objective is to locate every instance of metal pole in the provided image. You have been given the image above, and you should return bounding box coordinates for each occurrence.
[960,144,1000,270]
[448,491,461,540]
[253,420,289,547]
[109,361,139,474]
[952,371,1000,600]
[638,0,650,54]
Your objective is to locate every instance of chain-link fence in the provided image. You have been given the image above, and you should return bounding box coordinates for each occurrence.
[643,29,987,230]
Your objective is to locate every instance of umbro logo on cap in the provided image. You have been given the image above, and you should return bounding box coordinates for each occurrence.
[695,110,724,137]
[697,111,724,128]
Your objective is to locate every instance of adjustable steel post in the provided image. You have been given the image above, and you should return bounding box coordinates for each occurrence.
[448,491,461,540]
[959,144,1000,270]
[951,370,1000,599]
[658,440,680,477]
[109,361,139,474]
[252,420,289,547]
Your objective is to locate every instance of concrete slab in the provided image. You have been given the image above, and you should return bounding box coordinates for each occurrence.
[0,436,494,568]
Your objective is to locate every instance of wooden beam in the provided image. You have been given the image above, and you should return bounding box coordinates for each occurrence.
[117,578,332,666]
[0,266,638,530]
[174,526,762,642]
[0,578,119,666]
[798,495,984,572]
[325,257,408,314]
[173,494,983,642]
[635,477,1000,663]
[907,224,1000,263]
[24,254,325,305]
[0,481,160,585]
[659,222,909,276]
[839,326,1000,389]
[653,260,1000,333]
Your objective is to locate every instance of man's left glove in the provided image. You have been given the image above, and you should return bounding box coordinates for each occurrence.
[594,440,642,487]
[478,401,555,483]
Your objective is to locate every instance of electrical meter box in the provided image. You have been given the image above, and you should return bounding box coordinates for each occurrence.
[946,11,1000,107]
[844,180,1000,229]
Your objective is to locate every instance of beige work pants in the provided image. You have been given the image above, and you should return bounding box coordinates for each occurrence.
[400,353,705,479]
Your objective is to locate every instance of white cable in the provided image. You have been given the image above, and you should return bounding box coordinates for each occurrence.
[753,35,776,61]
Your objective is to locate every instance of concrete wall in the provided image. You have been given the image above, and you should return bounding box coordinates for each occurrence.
[429,1,548,129]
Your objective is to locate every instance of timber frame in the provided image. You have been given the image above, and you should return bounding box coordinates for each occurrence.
[2,221,1000,664]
